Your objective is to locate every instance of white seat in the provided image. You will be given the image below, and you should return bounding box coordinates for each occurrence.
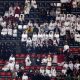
[13,29,17,37]
[18,25,23,30]
[23,25,27,29]
[8,29,12,35]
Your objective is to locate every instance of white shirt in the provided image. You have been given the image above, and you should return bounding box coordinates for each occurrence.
[63,45,69,51]
[1,21,6,27]
[63,63,68,69]
[31,0,37,8]
[45,69,51,77]
[74,63,80,70]
[64,21,70,27]
[38,33,43,39]
[21,33,27,42]
[25,56,31,66]
[9,56,15,63]
[62,69,67,75]
[32,34,38,41]
[40,68,45,75]
[9,7,14,16]
[8,28,12,35]
[26,38,32,45]
[22,75,28,80]
[8,62,15,71]
[1,28,7,35]
[51,68,56,77]
[41,58,47,64]
[15,63,19,71]
[48,33,53,39]
[68,63,74,70]
[54,33,59,39]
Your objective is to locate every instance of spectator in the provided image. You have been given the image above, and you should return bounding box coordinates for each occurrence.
[9,54,15,64]
[62,67,67,76]
[24,0,31,14]
[9,5,14,16]
[51,67,57,77]
[45,67,51,77]
[25,55,31,66]
[74,61,80,70]
[15,62,19,71]
[68,61,74,71]
[47,55,52,66]
[40,67,45,76]
[31,0,37,9]
[22,73,28,80]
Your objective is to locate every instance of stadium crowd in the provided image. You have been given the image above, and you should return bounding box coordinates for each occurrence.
[0,0,80,80]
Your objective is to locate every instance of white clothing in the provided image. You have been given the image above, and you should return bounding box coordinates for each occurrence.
[8,62,15,71]
[2,64,9,71]
[31,0,37,8]
[47,58,52,66]
[22,75,28,80]
[1,28,7,35]
[40,69,45,75]
[68,63,74,70]
[53,55,57,63]
[8,28,12,35]
[74,63,80,70]
[62,69,67,75]
[13,29,17,37]
[26,38,32,46]
[32,34,38,41]
[18,25,23,30]
[63,63,68,69]
[51,68,57,77]
[21,33,27,42]
[9,56,15,64]
[15,64,19,71]
[63,45,69,52]
[1,21,6,27]
[41,58,47,64]
[9,7,14,16]
[25,56,31,66]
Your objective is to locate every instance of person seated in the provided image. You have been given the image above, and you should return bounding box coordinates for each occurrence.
[40,67,45,76]
[15,62,19,71]
[19,14,24,23]
[24,0,31,14]
[31,0,37,9]
[47,55,52,66]
[26,37,32,46]
[63,62,69,70]
[62,67,67,76]
[54,32,60,44]
[25,55,31,66]
[45,67,51,77]
[68,61,74,71]
[21,31,28,42]
[9,54,15,64]
[41,56,47,65]
[63,42,69,53]
[74,61,80,70]
[1,27,7,36]
[51,67,57,77]
[8,60,15,71]
[9,5,14,16]
[22,73,28,80]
